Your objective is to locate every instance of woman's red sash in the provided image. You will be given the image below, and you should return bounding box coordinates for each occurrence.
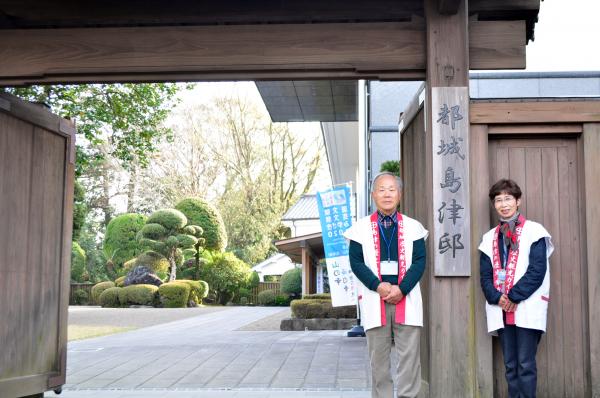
[492,214,526,325]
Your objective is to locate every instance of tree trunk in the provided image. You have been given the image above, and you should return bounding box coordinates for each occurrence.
[126,164,137,213]
[168,250,177,281]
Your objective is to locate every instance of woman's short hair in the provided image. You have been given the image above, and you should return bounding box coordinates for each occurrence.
[488,178,522,201]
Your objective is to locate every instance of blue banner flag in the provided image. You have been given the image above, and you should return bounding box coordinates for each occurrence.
[316,185,357,307]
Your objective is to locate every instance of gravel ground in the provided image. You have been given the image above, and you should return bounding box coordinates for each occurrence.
[235,307,291,331]
[68,305,230,328]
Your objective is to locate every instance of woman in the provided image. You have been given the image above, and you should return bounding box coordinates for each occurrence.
[479,179,553,398]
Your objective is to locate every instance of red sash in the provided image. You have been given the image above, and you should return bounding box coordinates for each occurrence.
[492,214,526,325]
[370,211,407,325]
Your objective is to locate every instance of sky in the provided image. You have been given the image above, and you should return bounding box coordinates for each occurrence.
[525,0,600,71]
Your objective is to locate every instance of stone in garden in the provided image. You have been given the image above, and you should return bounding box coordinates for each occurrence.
[124,265,163,287]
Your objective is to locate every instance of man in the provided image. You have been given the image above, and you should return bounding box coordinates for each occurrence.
[479,179,553,398]
[344,172,427,398]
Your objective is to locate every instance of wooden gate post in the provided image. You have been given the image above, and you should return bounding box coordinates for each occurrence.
[424,0,483,396]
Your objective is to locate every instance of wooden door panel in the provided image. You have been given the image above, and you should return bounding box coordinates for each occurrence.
[488,136,589,398]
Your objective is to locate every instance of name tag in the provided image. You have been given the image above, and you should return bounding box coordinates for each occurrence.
[380,260,398,275]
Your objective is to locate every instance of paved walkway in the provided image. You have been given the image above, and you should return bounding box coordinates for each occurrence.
[45,307,374,398]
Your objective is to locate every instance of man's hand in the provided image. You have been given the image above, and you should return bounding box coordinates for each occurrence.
[383,285,404,304]
[376,282,392,298]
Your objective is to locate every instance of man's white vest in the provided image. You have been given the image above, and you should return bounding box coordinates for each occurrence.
[344,214,428,331]
[479,220,554,333]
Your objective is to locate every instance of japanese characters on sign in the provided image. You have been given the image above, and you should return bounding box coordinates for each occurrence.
[316,185,357,306]
[432,87,471,276]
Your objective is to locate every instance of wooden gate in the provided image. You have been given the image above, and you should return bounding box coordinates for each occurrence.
[488,135,590,397]
[0,93,75,397]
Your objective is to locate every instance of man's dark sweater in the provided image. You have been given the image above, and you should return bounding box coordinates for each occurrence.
[348,219,426,296]
[480,233,547,305]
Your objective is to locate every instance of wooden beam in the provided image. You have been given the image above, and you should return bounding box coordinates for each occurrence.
[0,18,527,85]
[487,124,583,135]
[471,101,600,124]
[439,0,461,15]
[0,22,426,85]
[583,123,600,397]
[469,20,525,70]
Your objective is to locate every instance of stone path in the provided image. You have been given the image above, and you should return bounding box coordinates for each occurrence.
[45,307,374,398]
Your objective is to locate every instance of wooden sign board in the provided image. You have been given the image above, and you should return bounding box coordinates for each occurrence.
[431,87,470,276]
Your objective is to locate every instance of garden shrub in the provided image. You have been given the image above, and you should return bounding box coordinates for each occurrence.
[98,287,122,307]
[257,289,277,306]
[71,242,87,282]
[290,299,356,319]
[176,279,208,305]
[275,294,291,306]
[240,297,248,305]
[175,198,227,251]
[198,251,251,305]
[158,281,191,308]
[72,288,89,305]
[135,251,170,278]
[103,213,147,270]
[118,284,159,306]
[248,271,260,289]
[91,281,115,303]
[280,268,302,296]
[115,276,126,287]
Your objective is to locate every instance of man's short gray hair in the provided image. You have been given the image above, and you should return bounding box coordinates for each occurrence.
[371,172,403,192]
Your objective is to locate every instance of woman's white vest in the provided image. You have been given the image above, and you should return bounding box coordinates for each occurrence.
[344,214,428,331]
[479,220,553,333]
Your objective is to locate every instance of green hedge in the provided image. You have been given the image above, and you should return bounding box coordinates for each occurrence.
[118,284,159,306]
[302,293,332,300]
[158,281,191,308]
[98,287,122,307]
[91,281,115,303]
[146,209,187,231]
[290,299,356,319]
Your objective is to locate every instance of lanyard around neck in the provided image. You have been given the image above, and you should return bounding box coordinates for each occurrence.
[378,220,396,262]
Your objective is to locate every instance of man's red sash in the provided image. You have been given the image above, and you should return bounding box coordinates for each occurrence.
[492,214,526,325]
[370,211,407,325]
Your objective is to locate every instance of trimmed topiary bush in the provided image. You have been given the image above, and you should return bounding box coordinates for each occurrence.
[118,284,159,306]
[177,279,209,305]
[71,242,87,282]
[98,287,122,307]
[115,276,126,287]
[290,299,356,319]
[302,293,332,300]
[137,209,204,281]
[158,281,191,308]
[72,288,89,305]
[103,213,147,271]
[134,251,170,279]
[257,289,277,306]
[175,198,227,251]
[280,268,302,297]
[91,281,115,303]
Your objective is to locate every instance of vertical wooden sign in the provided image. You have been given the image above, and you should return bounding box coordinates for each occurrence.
[432,87,470,276]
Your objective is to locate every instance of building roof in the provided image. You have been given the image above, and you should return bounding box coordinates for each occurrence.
[282,195,319,221]
[274,232,324,263]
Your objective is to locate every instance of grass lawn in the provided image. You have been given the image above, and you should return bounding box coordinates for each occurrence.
[68,325,137,341]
